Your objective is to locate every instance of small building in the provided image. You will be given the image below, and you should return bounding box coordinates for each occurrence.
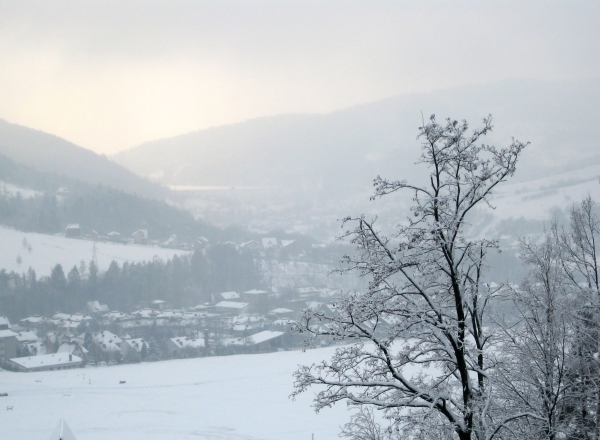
[245,330,284,352]
[242,289,268,303]
[91,331,123,362]
[215,301,249,314]
[0,329,18,364]
[132,229,148,245]
[239,240,261,251]
[161,234,178,248]
[0,315,11,330]
[151,300,167,311]
[57,341,88,362]
[281,239,303,254]
[269,308,294,317]
[8,353,83,372]
[15,331,39,356]
[19,315,48,329]
[86,301,109,315]
[65,224,82,238]
[121,338,148,362]
[217,291,240,301]
[107,231,122,242]
[167,336,205,358]
[262,237,278,248]
[194,237,209,250]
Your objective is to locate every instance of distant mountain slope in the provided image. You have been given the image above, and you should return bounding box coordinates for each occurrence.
[0,225,186,277]
[113,78,600,199]
[0,154,217,241]
[0,119,167,199]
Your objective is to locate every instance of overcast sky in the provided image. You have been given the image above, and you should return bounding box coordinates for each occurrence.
[0,1,598,154]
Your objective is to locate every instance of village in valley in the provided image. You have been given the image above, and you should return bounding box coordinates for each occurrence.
[0,282,342,373]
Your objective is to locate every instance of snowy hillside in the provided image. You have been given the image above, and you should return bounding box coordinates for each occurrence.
[1,347,351,440]
[0,226,187,276]
[0,180,41,199]
[489,162,600,222]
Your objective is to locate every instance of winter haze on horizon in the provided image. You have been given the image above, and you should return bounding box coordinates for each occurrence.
[0,1,598,154]
[3,3,600,440]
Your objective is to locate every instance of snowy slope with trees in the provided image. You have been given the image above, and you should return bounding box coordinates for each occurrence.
[0,226,186,276]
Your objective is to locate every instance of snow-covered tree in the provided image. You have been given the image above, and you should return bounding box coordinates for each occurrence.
[147,337,163,362]
[495,234,576,439]
[554,196,600,438]
[292,115,527,440]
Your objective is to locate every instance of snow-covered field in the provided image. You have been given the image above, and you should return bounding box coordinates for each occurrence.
[0,181,41,199]
[0,226,187,276]
[0,347,349,440]
[488,162,600,221]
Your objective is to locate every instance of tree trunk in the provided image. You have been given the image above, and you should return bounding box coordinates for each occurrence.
[457,430,471,440]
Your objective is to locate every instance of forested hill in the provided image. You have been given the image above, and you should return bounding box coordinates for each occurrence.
[0,118,168,199]
[114,78,600,199]
[0,154,217,241]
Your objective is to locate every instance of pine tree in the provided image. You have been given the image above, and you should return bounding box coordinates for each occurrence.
[147,337,163,362]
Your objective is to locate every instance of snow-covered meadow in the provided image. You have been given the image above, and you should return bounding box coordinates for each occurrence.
[1,346,350,440]
[0,226,187,276]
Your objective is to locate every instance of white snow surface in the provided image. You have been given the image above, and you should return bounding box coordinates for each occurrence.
[485,163,600,221]
[0,181,41,199]
[0,226,187,276]
[1,346,351,440]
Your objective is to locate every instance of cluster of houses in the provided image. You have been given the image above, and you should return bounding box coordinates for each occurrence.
[0,286,340,372]
[63,220,330,259]
[64,224,185,248]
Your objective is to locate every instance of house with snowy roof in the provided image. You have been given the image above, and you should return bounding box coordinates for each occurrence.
[216,291,240,301]
[14,331,38,343]
[239,240,261,251]
[107,231,122,242]
[215,301,249,314]
[20,315,48,329]
[268,308,294,317]
[280,239,303,254]
[91,331,123,362]
[0,329,17,364]
[8,352,83,372]
[0,315,11,330]
[132,229,148,245]
[57,341,88,362]
[151,299,167,311]
[230,314,265,333]
[261,237,277,248]
[245,330,284,352]
[241,289,268,304]
[167,336,205,358]
[25,341,47,357]
[65,224,81,238]
[85,301,109,315]
[219,330,284,354]
[121,338,148,362]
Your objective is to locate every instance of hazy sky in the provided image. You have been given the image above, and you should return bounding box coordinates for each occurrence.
[0,1,598,154]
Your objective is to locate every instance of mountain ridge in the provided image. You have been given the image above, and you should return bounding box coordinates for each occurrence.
[113,77,600,197]
[0,118,168,199]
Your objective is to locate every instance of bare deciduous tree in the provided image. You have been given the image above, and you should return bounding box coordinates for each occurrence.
[495,234,575,440]
[554,196,600,439]
[292,115,527,440]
